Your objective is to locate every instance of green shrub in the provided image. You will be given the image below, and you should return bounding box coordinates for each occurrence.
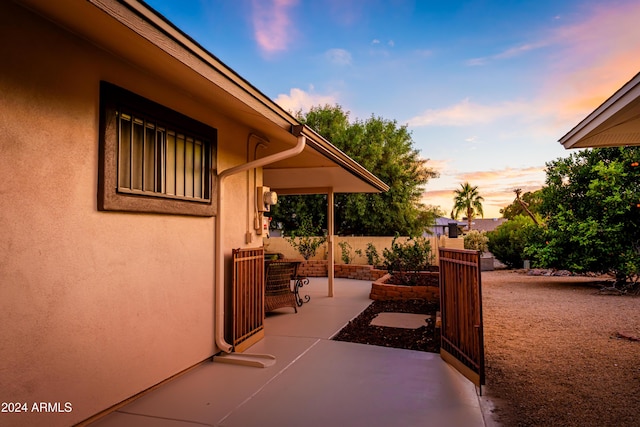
[285,215,326,260]
[487,215,539,269]
[338,241,354,264]
[382,235,434,274]
[365,243,381,266]
[464,230,488,252]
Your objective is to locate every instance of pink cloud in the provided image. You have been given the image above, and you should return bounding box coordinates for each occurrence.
[541,1,640,121]
[407,98,532,127]
[274,87,338,114]
[251,0,298,55]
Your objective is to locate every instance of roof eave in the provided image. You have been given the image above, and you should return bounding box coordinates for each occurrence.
[559,71,640,149]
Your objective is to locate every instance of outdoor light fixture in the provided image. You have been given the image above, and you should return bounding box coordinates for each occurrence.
[257,186,278,212]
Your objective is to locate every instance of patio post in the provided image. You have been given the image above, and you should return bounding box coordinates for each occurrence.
[327,188,334,297]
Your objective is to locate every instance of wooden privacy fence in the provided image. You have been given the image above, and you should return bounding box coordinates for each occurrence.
[231,247,264,352]
[438,247,485,391]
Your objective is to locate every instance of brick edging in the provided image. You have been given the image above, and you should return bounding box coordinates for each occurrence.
[369,273,440,302]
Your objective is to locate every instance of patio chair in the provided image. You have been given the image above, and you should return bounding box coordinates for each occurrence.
[264,261,298,313]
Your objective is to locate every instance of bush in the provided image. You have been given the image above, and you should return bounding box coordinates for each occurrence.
[365,243,381,266]
[338,241,355,264]
[285,215,326,260]
[487,215,539,269]
[382,235,434,274]
[464,230,488,252]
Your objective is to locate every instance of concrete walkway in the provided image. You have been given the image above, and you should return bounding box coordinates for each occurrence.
[90,278,486,427]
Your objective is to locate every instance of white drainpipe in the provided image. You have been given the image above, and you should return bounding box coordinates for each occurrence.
[215,133,306,353]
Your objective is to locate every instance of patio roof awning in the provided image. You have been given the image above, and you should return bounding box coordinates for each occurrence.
[560,71,640,149]
[263,126,389,194]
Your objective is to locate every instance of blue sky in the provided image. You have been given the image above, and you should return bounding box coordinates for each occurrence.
[145,0,640,217]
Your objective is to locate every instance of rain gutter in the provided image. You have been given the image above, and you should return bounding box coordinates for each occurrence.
[214,128,306,353]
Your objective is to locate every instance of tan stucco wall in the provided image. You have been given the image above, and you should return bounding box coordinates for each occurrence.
[0,3,261,425]
[265,235,463,265]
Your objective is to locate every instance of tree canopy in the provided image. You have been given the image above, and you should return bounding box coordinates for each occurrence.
[270,105,439,236]
[525,147,640,283]
[500,189,543,220]
[451,182,484,230]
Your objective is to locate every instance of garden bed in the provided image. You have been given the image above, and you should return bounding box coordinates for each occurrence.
[332,299,440,353]
[369,272,439,302]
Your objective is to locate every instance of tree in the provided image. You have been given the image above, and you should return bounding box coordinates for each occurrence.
[270,194,327,234]
[500,189,543,222]
[270,105,439,236]
[451,182,484,231]
[526,147,640,286]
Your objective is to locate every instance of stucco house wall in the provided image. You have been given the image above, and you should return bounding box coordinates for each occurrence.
[0,2,258,425]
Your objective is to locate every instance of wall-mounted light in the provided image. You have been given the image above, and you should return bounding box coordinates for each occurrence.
[257,186,278,212]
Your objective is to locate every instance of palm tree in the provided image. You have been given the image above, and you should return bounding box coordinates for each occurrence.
[451,182,484,231]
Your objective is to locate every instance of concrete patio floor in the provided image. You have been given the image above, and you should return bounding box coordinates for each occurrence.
[90,278,487,427]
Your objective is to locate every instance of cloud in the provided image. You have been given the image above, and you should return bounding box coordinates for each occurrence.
[423,189,456,199]
[539,1,640,121]
[274,87,338,114]
[424,158,452,174]
[456,166,545,183]
[325,48,352,66]
[406,98,530,127]
[458,2,640,135]
[466,41,549,66]
[251,0,298,55]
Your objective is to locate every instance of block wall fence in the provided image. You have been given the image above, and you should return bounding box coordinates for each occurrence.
[263,235,464,266]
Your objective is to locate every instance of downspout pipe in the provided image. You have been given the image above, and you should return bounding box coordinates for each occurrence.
[215,131,306,353]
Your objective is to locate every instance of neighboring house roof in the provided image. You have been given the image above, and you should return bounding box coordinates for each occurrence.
[431,217,466,228]
[424,217,464,236]
[433,217,462,226]
[467,218,507,233]
[20,0,388,194]
[427,217,505,234]
[560,71,640,149]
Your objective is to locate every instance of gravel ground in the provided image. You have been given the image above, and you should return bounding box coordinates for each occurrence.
[482,270,640,427]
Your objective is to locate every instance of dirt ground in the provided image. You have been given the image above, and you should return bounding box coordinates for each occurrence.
[332,299,440,352]
[482,270,640,427]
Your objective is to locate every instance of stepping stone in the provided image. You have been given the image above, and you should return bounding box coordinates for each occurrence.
[370,312,431,329]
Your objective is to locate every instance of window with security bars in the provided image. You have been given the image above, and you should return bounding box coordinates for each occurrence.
[116,112,210,201]
[99,82,217,216]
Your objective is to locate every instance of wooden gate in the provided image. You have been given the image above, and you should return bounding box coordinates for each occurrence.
[438,248,485,390]
[231,247,264,352]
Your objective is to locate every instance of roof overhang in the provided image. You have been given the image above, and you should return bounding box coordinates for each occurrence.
[560,72,640,149]
[263,125,388,194]
[16,0,388,194]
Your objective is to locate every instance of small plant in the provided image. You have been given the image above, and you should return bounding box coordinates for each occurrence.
[464,230,489,253]
[365,243,381,266]
[338,241,354,264]
[285,215,326,260]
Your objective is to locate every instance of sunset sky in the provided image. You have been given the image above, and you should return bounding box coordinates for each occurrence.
[146,0,640,218]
